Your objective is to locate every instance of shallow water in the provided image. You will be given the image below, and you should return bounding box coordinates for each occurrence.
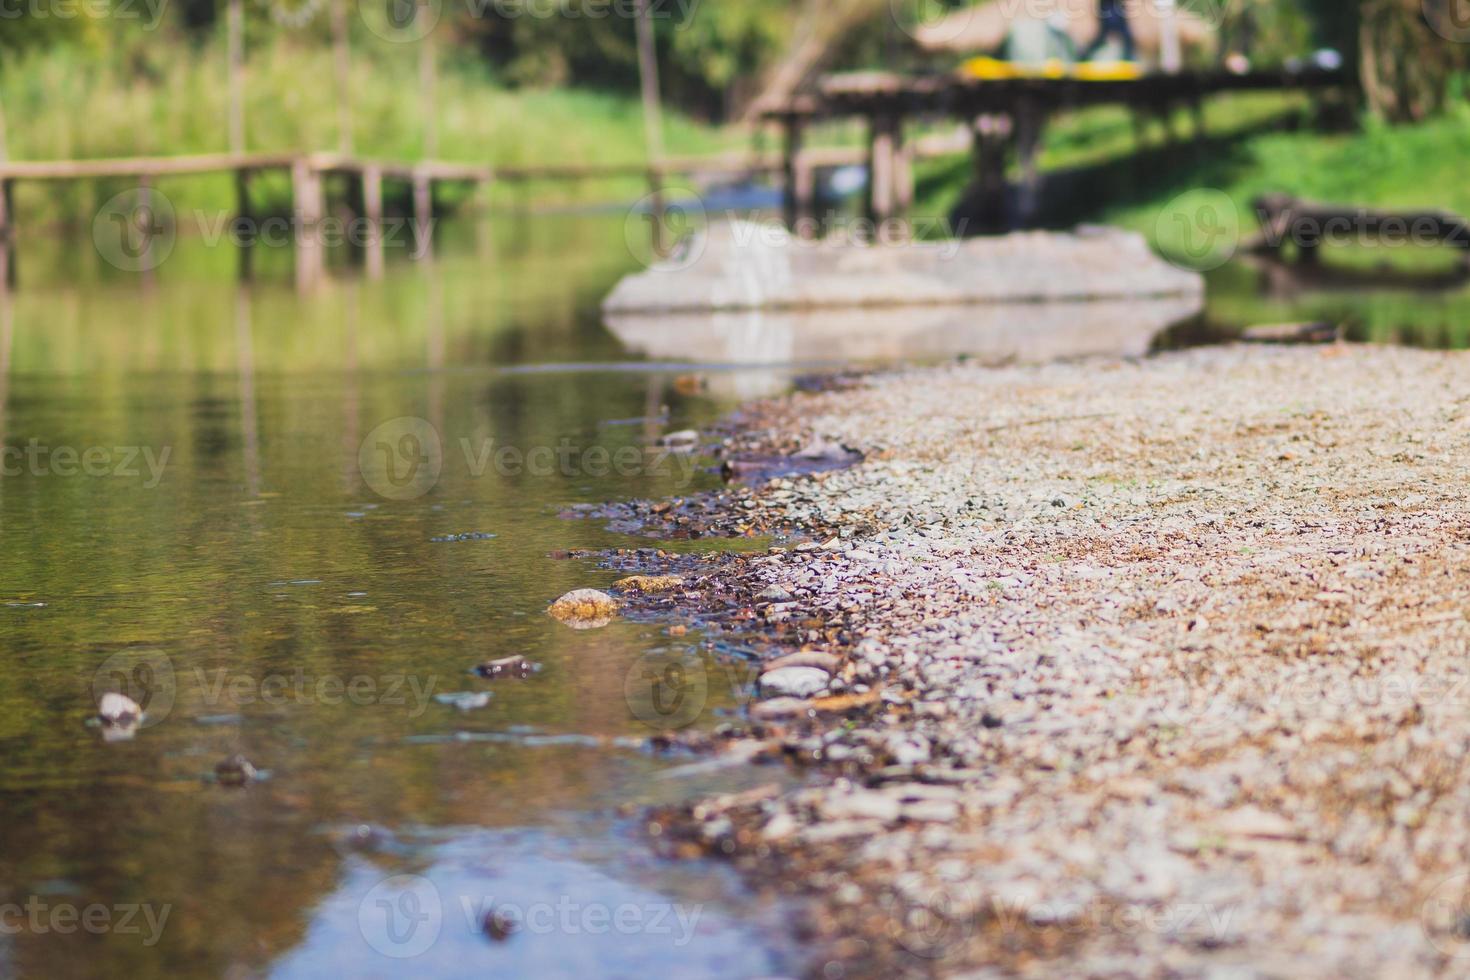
[1193,257,1470,348]
[0,215,799,978]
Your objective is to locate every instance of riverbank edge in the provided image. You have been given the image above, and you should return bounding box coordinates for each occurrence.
[593,342,1470,980]
[595,372,975,979]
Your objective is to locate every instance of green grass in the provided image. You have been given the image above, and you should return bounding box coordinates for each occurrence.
[1,30,734,222]
[1100,104,1470,241]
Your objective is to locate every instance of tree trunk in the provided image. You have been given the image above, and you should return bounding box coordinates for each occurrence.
[1359,0,1463,122]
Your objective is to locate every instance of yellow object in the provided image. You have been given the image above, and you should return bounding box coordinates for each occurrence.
[1073,61,1145,81]
[960,56,1022,80]
[960,56,1145,82]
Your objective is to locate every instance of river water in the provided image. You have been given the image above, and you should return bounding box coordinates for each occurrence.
[0,215,805,979]
[0,209,1464,979]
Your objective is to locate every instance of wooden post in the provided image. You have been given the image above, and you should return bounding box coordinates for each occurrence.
[234,168,253,280]
[0,181,12,288]
[895,141,915,219]
[412,170,432,260]
[228,0,246,154]
[781,114,814,236]
[1014,99,1046,228]
[645,166,668,259]
[793,157,817,239]
[361,165,384,278]
[137,176,156,287]
[293,158,325,290]
[867,111,900,231]
[971,114,1011,234]
[235,285,261,498]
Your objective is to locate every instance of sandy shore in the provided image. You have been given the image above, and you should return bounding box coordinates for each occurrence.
[626,344,1470,978]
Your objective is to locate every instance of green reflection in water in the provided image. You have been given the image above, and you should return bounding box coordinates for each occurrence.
[1201,258,1470,349]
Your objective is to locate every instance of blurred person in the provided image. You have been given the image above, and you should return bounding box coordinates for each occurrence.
[1083,0,1137,61]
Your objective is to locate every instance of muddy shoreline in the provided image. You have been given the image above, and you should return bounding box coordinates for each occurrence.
[589,344,1470,979]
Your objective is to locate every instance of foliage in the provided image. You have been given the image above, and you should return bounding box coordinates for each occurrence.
[0,30,730,219]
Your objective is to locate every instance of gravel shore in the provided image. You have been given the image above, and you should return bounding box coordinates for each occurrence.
[631,344,1470,978]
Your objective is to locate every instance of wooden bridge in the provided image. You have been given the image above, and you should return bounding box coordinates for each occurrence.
[0,66,1350,289]
[767,66,1350,232]
[0,137,972,289]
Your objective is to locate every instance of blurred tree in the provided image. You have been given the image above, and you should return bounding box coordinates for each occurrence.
[1359,0,1467,121]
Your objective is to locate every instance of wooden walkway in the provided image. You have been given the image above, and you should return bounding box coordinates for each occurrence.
[766,66,1350,231]
[0,137,971,288]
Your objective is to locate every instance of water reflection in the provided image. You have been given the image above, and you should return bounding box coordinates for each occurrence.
[606,294,1205,398]
[273,825,794,980]
[1204,258,1470,349]
[0,215,801,979]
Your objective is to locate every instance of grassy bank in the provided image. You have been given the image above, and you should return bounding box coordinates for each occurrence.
[918,93,1470,259]
[1,31,732,224]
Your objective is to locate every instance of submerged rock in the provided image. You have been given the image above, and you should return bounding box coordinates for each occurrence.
[759,666,831,699]
[482,909,517,942]
[97,692,142,726]
[548,589,619,629]
[215,755,260,787]
[474,656,539,679]
[657,430,699,451]
[435,692,493,712]
[614,575,685,594]
[763,651,842,675]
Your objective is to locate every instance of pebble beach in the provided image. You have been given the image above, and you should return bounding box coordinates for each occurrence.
[629,343,1470,978]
